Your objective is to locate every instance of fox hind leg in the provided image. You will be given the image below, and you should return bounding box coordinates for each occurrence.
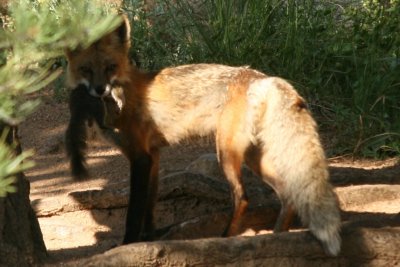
[218,149,248,237]
[245,145,295,233]
[216,115,251,236]
[273,200,295,233]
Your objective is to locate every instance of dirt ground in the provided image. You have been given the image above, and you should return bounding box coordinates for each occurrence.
[18,88,400,265]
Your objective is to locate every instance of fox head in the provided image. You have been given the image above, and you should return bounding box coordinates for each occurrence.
[65,15,131,97]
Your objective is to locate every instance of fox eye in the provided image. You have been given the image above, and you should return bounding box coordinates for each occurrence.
[79,66,92,76]
[106,64,117,73]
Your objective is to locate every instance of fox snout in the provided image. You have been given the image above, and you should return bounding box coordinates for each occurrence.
[94,84,111,97]
[84,83,112,98]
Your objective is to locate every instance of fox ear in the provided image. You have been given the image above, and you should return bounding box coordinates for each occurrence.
[65,45,82,60]
[65,15,131,59]
[111,14,131,49]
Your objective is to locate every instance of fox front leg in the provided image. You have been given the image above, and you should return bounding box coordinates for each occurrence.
[123,152,154,244]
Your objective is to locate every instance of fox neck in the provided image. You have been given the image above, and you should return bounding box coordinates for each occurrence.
[114,66,159,136]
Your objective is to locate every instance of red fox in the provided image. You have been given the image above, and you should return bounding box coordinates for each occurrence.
[65,15,341,256]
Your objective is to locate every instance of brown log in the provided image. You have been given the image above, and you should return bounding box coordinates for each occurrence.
[64,226,400,267]
[330,164,400,185]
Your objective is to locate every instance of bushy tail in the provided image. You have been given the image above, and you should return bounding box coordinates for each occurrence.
[250,77,341,256]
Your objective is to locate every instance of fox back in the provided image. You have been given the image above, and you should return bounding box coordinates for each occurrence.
[141,64,264,143]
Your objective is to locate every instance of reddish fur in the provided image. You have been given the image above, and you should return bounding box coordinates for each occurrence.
[65,16,341,255]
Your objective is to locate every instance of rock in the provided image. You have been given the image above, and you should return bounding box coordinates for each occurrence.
[185,153,224,179]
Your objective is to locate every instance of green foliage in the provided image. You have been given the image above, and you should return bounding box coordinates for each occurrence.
[0,130,34,197]
[122,0,400,158]
[320,0,400,157]
[0,0,122,196]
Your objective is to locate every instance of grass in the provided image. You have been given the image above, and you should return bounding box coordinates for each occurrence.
[119,0,400,158]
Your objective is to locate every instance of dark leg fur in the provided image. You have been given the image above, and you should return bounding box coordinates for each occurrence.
[65,85,121,180]
[141,150,160,241]
[123,153,153,244]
